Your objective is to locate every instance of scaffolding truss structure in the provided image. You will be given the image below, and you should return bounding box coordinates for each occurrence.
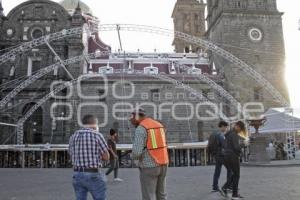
[0,24,290,145]
[178,64,241,110]
[0,24,289,107]
[15,69,228,144]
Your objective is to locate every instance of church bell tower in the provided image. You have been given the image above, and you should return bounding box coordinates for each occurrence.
[172,0,206,53]
[206,0,289,109]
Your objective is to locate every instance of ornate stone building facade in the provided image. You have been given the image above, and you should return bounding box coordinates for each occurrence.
[205,0,289,109]
[172,0,206,53]
[0,0,289,145]
[0,0,219,144]
[0,0,88,144]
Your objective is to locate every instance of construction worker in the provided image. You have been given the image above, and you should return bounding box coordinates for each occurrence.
[130,108,169,200]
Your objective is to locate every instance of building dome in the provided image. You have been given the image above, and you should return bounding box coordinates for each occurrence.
[60,0,92,14]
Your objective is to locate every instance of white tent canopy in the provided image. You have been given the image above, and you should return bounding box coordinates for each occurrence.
[250,108,300,134]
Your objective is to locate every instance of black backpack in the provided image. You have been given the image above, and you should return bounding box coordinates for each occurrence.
[208,132,220,156]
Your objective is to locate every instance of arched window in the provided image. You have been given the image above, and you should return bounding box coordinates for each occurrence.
[22,103,43,144]
[9,66,15,77]
[184,46,190,53]
[169,62,176,74]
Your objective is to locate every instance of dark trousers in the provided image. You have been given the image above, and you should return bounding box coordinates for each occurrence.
[212,156,231,190]
[223,154,240,196]
[105,159,119,178]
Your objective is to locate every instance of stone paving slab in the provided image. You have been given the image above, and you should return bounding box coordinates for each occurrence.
[0,166,300,200]
[243,160,300,167]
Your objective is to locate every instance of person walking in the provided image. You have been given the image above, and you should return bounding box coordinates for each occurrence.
[105,128,123,182]
[130,108,169,200]
[208,121,232,192]
[221,121,246,200]
[69,115,110,200]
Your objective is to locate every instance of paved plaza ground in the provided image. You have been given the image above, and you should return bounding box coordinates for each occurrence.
[0,166,299,200]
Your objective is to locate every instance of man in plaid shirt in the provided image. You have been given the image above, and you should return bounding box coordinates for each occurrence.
[69,115,109,200]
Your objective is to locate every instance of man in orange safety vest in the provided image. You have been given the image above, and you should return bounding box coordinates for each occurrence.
[130,108,169,200]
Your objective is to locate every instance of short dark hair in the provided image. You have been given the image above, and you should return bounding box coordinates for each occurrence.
[82,115,97,125]
[110,128,117,136]
[218,121,229,128]
[235,121,246,132]
[131,112,146,118]
[138,112,145,118]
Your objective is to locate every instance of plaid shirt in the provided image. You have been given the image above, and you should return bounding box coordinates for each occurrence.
[69,128,108,168]
[132,126,158,168]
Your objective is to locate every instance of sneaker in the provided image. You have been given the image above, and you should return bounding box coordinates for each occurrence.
[232,194,244,200]
[219,187,227,197]
[211,188,219,193]
[113,178,123,182]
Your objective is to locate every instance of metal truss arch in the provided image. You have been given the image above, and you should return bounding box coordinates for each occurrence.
[0,51,110,109]
[178,64,241,109]
[99,24,288,107]
[0,24,288,107]
[15,67,227,144]
[15,72,225,143]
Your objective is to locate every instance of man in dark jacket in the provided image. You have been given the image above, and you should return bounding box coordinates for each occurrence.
[221,121,246,200]
[208,121,231,192]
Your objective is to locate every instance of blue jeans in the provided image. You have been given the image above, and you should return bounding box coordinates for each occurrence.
[72,172,107,200]
[213,156,231,190]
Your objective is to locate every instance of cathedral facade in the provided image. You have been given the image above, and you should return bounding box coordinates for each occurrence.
[0,0,289,145]
[173,0,288,109]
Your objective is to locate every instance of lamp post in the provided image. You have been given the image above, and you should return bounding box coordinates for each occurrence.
[247,117,270,164]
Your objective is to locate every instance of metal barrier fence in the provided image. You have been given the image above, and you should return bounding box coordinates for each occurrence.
[0,143,208,168]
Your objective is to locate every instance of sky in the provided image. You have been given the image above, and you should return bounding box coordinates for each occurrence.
[2,0,300,108]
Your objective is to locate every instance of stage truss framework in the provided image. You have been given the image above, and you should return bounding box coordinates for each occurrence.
[0,24,289,107]
[0,24,290,145]
[14,53,236,144]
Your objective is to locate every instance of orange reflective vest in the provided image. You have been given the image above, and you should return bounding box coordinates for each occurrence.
[139,118,169,165]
